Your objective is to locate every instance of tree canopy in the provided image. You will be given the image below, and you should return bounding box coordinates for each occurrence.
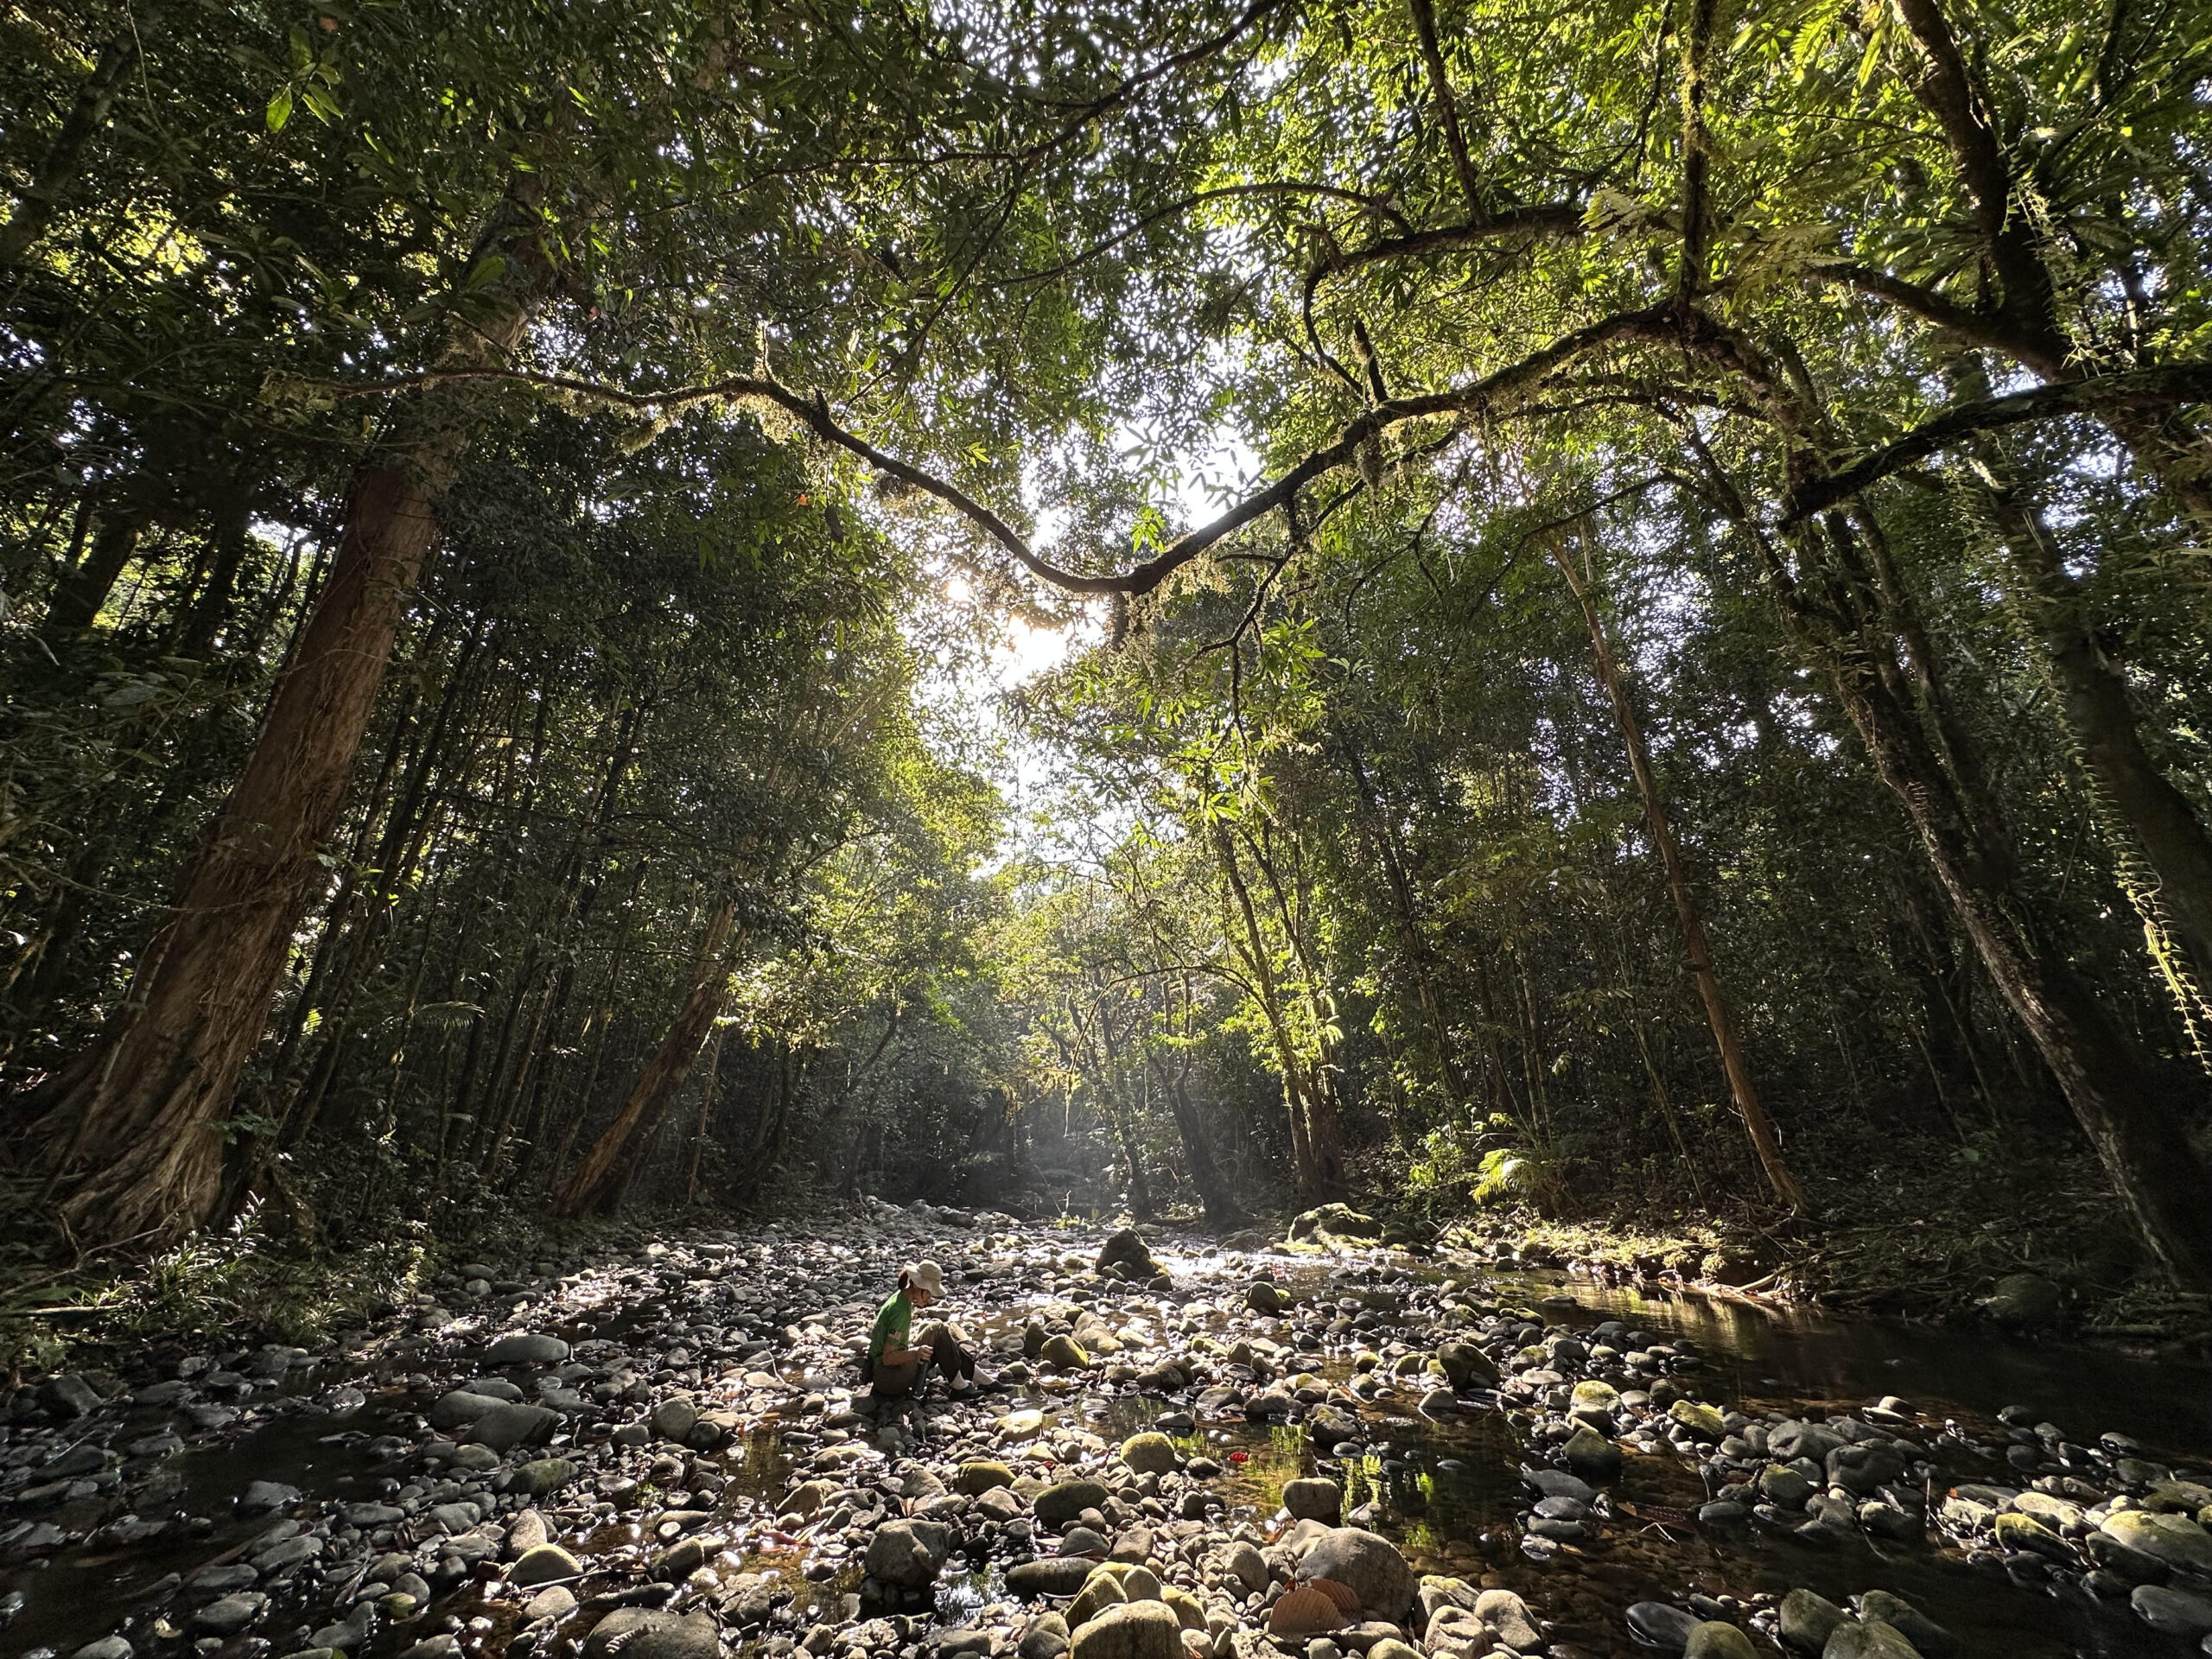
[3,0,2210,1296]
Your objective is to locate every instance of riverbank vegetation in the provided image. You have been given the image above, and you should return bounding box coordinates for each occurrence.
[4,0,2211,1354]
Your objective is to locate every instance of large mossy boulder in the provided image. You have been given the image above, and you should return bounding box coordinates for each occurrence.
[1069,1602,1181,1659]
[1096,1230,1165,1281]
[1287,1205,1386,1243]
[1035,1479,1112,1529]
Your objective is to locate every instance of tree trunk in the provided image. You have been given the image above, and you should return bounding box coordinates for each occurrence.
[1777,512,2212,1284]
[1693,407,2212,1281]
[1148,1042,1243,1225]
[556,899,738,1217]
[1209,820,1345,1200]
[685,1025,728,1206]
[0,33,140,270]
[1956,430,2212,988]
[35,192,557,1246]
[173,491,257,658]
[44,511,141,634]
[1552,538,1807,1210]
[1110,1099,1156,1223]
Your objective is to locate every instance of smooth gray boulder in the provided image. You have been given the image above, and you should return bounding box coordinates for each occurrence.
[1299,1528,1416,1619]
[485,1332,569,1364]
[865,1519,953,1588]
[466,1402,558,1452]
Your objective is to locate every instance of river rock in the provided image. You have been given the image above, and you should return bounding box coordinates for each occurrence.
[1062,1526,1110,1558]
[1069,1600,1180,1659]
[582,1610,720,1659]
[38,1375,101,1418]
[1669,1400,1726,1439]
[1020,1613,1072,1659]
[525,1586,578,1621]
[1037,1479,1112,1528]
[485,1332,569,1364]
[1769,1421,1843,1463]
[1520,1466,1594,1503]
[1300,1529,1415,1619]
[1853,1593,1950,1656]
[1247,1281,1285,1313]
[958,1459,1016,1493]
[2084,1528,2168,1582]
[1684,1625,1758,1659]
[1827,1442,1903,1497]
[509,1510,550,1556]
[511,1544,582,1586]
[2012,1492,2083,1529]
[2103,1510,2212,1573]
[1626,1602,1701,1651]
[1289,1205,1384,1242]
[1820,1621,1922,1659]
[427,1389,501,1431]
[229,1480,298,1518]
[1284,1478,1344,1522]
[1069,1569,1135,1624]
[1434,1342,1497,1388]
[193,1594,267,1635]
[1473,1589,1540,1652]
[467,1401,558,1451]
[1010,1559,1102,1597]
[1120,1433,1177,1475]
[1778,1589,1847,1652]
[2133,1585,2212,1639]
[1984,1273,2063,1327]
[1096,1230,1163,1280]
[1993,1511,2070,1559]
[72,1641,132,1659]
[1569,1379,1619,1414]
[651,1396,699,1442]
[866,1519,952,1587]
[1041,1336,1091,1370]
[1561,1426,1621,1481]
[513,1456,579,1496]
[1759,1465,1815,1509]
[1228,1540,1269,1592]
[652,1536,712,1580]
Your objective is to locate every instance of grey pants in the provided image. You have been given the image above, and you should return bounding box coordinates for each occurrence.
[870,1319,973,1397]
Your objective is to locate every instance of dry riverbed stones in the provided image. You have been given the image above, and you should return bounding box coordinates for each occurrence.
[3,1206,2208,1659]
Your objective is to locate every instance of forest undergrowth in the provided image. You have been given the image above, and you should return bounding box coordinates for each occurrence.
[7,1116,2204,1391]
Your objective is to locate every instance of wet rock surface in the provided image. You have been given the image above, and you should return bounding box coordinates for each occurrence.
[1,1205,2208,1659]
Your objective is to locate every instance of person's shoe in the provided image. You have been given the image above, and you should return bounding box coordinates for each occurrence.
[947,1375,972,1395]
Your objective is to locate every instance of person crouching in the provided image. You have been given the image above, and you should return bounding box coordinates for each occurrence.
[866,1259,979,1398]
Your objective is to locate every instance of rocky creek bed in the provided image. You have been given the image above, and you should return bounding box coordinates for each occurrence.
[3,1204,2210,1659]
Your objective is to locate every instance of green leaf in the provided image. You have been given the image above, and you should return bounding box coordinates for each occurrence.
[266,86,294,131]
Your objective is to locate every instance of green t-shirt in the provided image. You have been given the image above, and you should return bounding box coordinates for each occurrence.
[869,1290,912,1365]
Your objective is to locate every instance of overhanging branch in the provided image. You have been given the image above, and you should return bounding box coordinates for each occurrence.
[1783,361,2212,522]
[321,303,1673,599]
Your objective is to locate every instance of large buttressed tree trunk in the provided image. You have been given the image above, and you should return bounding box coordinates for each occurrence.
[34,195,558,1247]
